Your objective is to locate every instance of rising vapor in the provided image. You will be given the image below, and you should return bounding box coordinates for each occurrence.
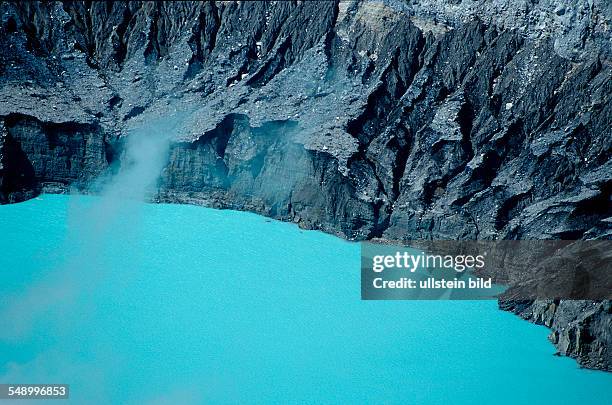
[0,111,188,340]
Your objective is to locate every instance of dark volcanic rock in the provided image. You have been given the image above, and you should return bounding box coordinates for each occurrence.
[0,1,610,370]
[0,114,109,201]
[501,300,612,371]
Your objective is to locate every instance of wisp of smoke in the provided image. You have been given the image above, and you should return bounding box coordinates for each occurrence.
[0,111,189,340]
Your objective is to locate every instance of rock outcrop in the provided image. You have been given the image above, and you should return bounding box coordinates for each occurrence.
[0,1,610,370]
[501,300,612,371]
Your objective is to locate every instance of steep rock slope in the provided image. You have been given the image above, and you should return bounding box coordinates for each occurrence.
[0,0,610,370]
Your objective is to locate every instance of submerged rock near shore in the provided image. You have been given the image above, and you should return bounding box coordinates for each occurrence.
[0,1,610,370]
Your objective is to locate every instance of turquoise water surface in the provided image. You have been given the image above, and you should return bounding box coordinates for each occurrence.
[0,194,610,404]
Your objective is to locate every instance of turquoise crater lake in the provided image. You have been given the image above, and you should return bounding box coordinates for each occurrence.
[0,194,610,404]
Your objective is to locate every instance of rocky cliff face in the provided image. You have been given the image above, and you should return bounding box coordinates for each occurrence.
[0,1,610,370]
